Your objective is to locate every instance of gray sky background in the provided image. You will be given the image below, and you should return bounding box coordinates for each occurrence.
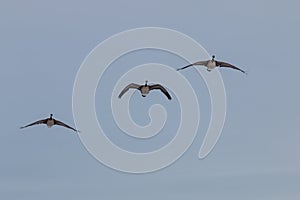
[1,0,300,199]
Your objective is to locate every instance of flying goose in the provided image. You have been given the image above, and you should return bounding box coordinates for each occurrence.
[118,81,172,100]
[20,114,79,132]
[177,55,246,74]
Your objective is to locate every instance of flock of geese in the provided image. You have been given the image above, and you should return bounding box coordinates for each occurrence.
[20,55,246,133]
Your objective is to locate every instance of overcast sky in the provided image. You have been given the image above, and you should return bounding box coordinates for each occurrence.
[1,0,300,199]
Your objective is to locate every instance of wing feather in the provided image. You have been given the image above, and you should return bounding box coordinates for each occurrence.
[177,60,209,71]
[20,119,47,129]
[118,83,141,98]
[54,119,79,132]
[216,61,246,74]
[149,84,172,100]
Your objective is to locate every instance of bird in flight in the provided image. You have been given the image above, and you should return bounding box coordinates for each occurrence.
[177,55,246,74]
[118,80,172,100]
[20,114,79,132]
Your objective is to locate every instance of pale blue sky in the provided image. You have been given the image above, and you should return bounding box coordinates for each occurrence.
[1,0,300,199]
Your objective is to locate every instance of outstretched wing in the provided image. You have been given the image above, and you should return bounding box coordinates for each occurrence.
[177,60,208,71]
[54,119,79,132]
[118,83,141,98]
[20,119,47,129]
[216,61,246,74]
[149,84,172,100]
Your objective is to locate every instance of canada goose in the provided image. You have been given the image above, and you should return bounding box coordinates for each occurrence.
[20,114,79,132]
[177,55,246,74]
[118,80,172,100]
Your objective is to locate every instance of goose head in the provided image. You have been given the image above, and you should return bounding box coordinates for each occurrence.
[212,55,215,60]
[50,114,53,119]
[145,80,148,86]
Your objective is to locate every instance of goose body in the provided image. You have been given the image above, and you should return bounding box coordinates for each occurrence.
[177,55,246,74]
[140,85,150,97]
[206,60,217,71]
[46,118,55,127]
[118,81,172,100]
[20,114,79,132]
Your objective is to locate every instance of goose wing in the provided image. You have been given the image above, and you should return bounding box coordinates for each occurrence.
[177,60,209,71]
[149,84,172,100]
[216,61,246,74]
[20,118,48,129]
[118,83,141,98]
[54,119,79,132]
